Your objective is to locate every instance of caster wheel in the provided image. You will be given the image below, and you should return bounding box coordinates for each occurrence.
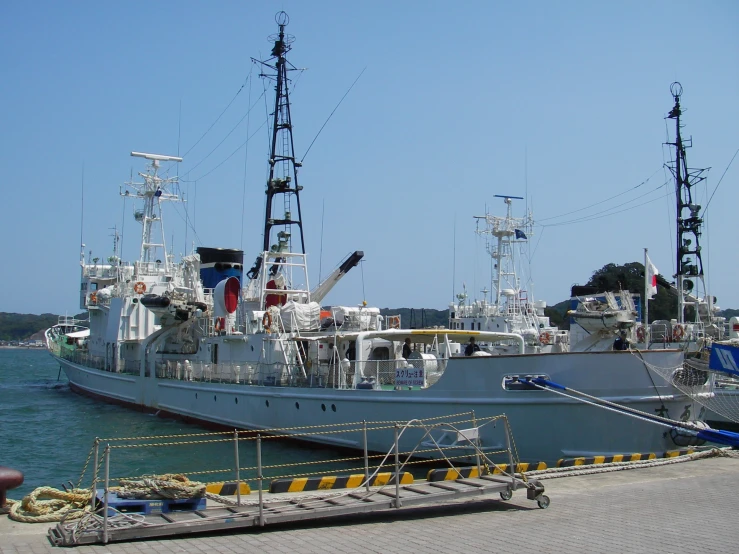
[500,490,512,501]
[537,495,550,509]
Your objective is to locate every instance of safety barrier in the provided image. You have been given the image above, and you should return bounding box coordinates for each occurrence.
[557,449,695,467]
[427,462,547,482]
[270,472,413,493]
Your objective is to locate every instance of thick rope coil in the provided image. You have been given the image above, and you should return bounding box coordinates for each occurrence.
[7,487,93,523]
[115,473,205,500]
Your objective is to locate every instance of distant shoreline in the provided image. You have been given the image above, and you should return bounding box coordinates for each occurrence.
[0,345,46,350]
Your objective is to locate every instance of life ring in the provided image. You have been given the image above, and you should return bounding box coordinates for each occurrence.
[262,311,272,330]
[133,281,147,294]
[89,292,97,305]
[636,325,646,342]
[673,324,685,341]
[539,331,552,345]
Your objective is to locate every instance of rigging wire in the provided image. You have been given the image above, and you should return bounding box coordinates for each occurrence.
[180,91,266,178]
[662,116,677,275]
[537,167,663,223]
[539,179,671,227]
[183,119,269,183]
[703,146,739,216]
[183,78,248,159]
[360,260,366,303]
[240,64,255,250]
[300,67,367,164]
[539,185,674,228]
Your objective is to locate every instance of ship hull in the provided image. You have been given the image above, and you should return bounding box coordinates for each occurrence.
[51,349,701,466]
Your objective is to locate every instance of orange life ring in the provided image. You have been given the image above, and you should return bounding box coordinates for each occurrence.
[673,324,685,341]
[262,311,272,329]
[540,331,552,345]
[636,325,646,342]
[89,292,97,305]
[133,281,147,294]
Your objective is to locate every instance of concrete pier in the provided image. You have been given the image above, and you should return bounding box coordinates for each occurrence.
[2,454,738,553]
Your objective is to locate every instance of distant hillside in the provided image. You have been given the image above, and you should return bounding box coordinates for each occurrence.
[0,312,85,341]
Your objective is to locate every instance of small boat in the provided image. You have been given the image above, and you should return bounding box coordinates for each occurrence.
[46,13,709,465]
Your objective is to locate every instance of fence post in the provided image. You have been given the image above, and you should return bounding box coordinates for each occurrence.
[504,416,516,491]
[363,420,370,492]
[103,444,110,544]
[473,411,480,476]
[234,429,241,506]
[394,424,401,508]
[90,439,99,513]
[257,435,264,526]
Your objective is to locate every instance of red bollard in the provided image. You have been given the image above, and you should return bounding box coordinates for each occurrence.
[0,466,24,514]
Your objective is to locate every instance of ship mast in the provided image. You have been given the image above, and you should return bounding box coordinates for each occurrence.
[474,195,532,309]
[665,83,709,324]
[124,152,183,275]
[252,11,305,276]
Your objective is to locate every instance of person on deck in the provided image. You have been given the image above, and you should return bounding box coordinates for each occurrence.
[465,337,481,356]
[402,338,412,359]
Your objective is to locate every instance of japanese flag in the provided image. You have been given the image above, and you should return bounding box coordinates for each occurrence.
[647,257,659,299]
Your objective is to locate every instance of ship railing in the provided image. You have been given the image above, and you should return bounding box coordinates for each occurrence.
[150,356,447,390]
[60,349,107,371]
[354,357,448,389]
[134,261,169,277]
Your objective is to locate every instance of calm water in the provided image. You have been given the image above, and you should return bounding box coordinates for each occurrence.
[0,349,375,499]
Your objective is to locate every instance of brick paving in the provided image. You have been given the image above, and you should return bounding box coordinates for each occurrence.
[2,455,738,553]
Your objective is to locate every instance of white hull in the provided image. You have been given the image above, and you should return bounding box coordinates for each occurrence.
[570,310,634,334]
[51,348,701,465]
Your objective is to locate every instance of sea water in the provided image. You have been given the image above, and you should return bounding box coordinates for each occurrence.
[0,349,366,499]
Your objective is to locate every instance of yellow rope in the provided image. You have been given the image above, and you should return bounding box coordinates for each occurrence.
[7,487,93,524]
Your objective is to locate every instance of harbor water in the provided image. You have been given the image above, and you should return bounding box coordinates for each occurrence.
[0,348,367,499]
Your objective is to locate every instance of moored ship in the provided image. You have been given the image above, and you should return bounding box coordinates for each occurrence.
[47,12,707,466]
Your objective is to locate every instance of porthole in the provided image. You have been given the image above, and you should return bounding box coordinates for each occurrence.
[331,404,336,412]
[195,393,198,399]
[266,400,270,407]
[234,397,238,404]
[295,402,300,410]
[214,395,217,401]
[321,404,326,411]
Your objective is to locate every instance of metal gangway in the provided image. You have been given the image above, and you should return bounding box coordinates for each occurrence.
[47,413,549,546]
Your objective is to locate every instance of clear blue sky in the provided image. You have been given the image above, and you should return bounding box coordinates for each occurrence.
[1,1,737,315]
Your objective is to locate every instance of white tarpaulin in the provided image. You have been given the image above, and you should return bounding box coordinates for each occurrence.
[333,306,380,331]
[280,301,321,331]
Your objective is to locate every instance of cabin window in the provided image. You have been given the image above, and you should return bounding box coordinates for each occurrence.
[369,347,390,361]
[212,344,219,364]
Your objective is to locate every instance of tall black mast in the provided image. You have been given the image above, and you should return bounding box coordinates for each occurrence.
[249,11,305,279]
[665,82,709,323]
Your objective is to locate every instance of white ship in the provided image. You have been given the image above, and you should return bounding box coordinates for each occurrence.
[46,13,708,466]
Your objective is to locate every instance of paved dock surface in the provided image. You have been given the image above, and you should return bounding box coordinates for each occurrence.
[2,454,738,553]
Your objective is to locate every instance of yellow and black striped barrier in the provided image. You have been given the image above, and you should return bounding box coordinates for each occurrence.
[427,462,547,482]
[557,449,695,468]
[206,481,251,496]
[269,472,414,494]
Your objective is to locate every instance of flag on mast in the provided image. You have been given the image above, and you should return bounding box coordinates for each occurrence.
[646,256,658,299]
